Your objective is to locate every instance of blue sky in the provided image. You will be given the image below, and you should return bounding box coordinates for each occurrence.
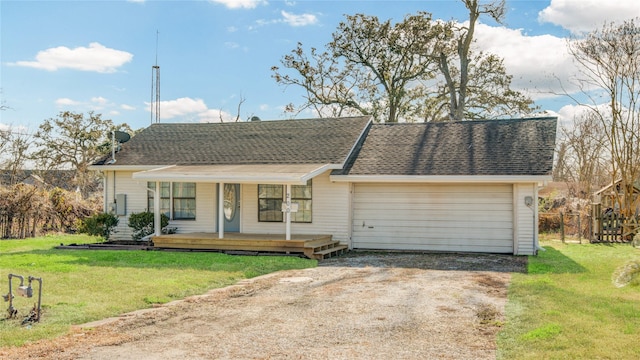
[1,0,639,133]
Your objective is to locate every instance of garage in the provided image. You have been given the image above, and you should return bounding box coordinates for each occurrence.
[352,183,514,253]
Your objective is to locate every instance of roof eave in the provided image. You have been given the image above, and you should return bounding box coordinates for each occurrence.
[329,174,552,185]
[131,163,340,185]
[89,165,168,171]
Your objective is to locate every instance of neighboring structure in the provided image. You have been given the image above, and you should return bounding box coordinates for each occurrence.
[90,116,557,255]
[592,180,640,242]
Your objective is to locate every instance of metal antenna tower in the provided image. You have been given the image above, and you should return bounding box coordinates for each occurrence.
[151,31,160,124]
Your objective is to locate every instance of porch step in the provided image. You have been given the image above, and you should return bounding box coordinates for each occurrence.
[303,239,349,260]
[312,244,349,260]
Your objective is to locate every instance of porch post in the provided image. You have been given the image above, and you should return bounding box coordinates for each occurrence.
[218,182,224,239]
[154,181,161,236]
[285,183,292,240]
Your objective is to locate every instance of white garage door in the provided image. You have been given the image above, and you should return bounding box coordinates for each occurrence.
[352,183,514,253]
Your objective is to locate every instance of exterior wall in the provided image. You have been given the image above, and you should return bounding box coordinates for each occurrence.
[240,171,351,242]
[107,171,217,241]
[513,183,538,255]
[104,169,538,253]
[351,183,514,253]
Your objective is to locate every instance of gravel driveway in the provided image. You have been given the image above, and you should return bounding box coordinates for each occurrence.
[2,252,526,360]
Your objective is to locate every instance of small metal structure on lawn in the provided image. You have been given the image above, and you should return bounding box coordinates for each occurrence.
[2,273,43,324]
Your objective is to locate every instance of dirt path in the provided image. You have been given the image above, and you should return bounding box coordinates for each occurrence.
[1,253,525,359]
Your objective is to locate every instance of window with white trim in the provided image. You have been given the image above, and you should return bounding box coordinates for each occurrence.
[258,180,312,223]
[147,182,196,220]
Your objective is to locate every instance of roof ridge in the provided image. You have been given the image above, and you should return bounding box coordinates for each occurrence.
[373,117,557,126]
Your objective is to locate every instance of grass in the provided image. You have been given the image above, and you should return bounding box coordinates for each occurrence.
[0,234,316,347]
[498,239,640,359]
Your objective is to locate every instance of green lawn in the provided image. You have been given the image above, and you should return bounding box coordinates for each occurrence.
[499,240,640,359]
[4,235,640,356]
[0,235,316,347]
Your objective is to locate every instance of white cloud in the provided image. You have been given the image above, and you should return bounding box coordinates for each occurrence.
[55,96,137,116]
[146,97,242,122]
[91,96,109,105]
[146,97,208,120]
[250,10,319,30]
[198,109,235,123]
[539,0,640,35]
[281,10,318,27]
[474,24,581,100]
[210,0,266,9]
[551,102,613,131]
[55,98,81,106]
[12,42,133,73]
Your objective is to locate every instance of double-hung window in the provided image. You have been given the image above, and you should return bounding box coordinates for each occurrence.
[258,180,312,223]
[258,184,283,222]
[148,182,196,220]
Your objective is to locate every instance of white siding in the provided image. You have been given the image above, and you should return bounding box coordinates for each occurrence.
[241,171,351,242]
[108,171,149,241]
[107,171,217,241]
[513,183,537,255]
[352,183,514,253]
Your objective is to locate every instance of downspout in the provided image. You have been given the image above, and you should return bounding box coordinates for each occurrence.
[534,184,545,253]
[113,171,116,211]
[102,172,108,212]
[525,184,545,254]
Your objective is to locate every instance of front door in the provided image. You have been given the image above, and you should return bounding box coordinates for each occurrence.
[221,183,240,232]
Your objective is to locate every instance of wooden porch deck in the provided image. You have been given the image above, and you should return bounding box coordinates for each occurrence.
[151,232,348,260]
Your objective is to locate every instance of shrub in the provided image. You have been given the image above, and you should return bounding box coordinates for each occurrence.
[77,213,119,241]
[539,212,562,233]
[128,211,169,240]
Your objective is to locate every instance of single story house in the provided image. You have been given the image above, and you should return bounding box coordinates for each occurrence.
[91,116,557,255]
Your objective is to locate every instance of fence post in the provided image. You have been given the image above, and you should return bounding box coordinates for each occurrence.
[578,213,582,244]
[560,211,565,243]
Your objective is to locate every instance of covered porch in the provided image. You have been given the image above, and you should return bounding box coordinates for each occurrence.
[133,163,339,242]
[151,232,348,260]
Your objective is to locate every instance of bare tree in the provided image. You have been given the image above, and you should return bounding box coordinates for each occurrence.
[272,1,533,122]
[436,0,532,121]
[568,18,640,217]
[559,111,608,198]
[274,12,442,122]
[0,130,31,185]
[217,94,247,122]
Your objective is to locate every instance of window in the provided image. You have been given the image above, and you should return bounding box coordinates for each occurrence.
[147,182,170,217]
[147,182,196,220]
[258,180,312,223]
[291,180,312,223]
[173,182,196,220]
[258,184,283,222]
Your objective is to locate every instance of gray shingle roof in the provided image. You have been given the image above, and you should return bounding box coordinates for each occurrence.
[95,116,372,166]
[336,117,557,176]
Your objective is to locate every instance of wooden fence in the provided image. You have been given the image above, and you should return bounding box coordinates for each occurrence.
[591,203,639,243]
